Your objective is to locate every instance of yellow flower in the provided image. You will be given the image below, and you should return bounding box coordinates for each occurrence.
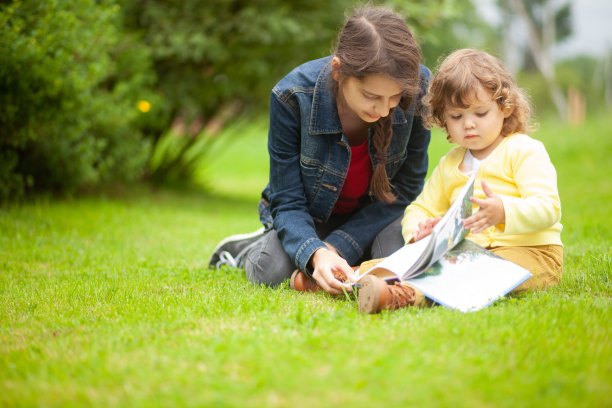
[137,100,151,113]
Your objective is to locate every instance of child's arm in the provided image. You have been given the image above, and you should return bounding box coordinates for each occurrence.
[466,137,561,236]
[500,140,561,234]
[401,159,450,243]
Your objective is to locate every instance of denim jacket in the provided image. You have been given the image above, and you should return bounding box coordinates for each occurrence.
[259,56,431,272]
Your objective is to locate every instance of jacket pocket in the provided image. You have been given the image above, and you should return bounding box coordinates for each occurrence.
[300,157,324,200]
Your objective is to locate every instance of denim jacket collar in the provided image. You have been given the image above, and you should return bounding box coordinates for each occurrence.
[309,60,343,135]
[309,58,409,136]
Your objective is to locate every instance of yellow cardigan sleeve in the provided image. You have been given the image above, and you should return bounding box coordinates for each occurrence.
[497,137,561,235]
[401,153,456,243]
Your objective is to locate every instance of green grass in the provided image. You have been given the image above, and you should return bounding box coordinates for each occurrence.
[1,114,611,407]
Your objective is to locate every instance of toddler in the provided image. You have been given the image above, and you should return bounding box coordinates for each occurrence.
[358,49,563,314]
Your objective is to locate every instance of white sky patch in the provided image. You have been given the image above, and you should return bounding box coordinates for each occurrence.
[475,0,612,59]
[555,0,612,58]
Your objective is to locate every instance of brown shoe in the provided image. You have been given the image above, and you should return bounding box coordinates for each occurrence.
[358,275,416,314]
[290,269,349,293]
[290,270,321,293]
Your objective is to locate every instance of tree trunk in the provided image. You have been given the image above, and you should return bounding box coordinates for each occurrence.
[506,0,568,119]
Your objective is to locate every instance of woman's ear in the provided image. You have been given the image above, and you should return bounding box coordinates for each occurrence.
[331,56,341,81]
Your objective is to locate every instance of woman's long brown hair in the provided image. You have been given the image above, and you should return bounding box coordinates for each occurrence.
[333,6,422,203]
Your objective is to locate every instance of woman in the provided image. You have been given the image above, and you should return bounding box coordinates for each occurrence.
[209,6,431,294]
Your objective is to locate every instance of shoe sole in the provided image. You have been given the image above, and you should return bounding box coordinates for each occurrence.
[290,270,299,290]
[358,275,382,314]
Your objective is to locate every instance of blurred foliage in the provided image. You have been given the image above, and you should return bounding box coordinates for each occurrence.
[124,0,480,184]
[519,0,572,41]
[124,0,481,127]
[122,0,355,184]
[519,54,611,119]
[388,0,495,67]
[4,0,568,198]
[1,0,479,195]
[0,0,153,199]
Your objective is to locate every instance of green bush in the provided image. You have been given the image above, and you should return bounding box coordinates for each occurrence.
[0,0,480,196]
[0,0,152,199]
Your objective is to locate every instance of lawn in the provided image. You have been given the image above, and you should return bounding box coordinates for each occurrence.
[1,114,610,407]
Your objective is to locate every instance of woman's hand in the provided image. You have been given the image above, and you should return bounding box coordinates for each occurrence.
[412,217,441,242]
[311,245,356,294]
[463,179,505,234]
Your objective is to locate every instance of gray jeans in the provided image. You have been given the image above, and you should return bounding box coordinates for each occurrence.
[244,216,404,286]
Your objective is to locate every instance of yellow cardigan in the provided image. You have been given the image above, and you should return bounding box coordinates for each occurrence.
[401,133,563,248]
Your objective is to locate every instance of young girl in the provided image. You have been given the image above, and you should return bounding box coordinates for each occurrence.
[358,48,563,314]
[209,6,432,294]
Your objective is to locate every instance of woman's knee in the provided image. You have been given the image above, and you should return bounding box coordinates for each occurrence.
[243,231,294,287]
[370,216,404,259]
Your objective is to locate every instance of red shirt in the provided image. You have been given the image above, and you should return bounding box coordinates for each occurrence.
[333,140,373,214]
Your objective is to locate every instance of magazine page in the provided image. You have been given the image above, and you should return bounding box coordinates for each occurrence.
[405,240,532,312]
[355,171,477,284]
[424,171,476,270]
[354,234,433,282]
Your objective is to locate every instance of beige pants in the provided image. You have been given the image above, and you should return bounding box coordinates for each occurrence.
[488,244,563,292]
[359,244,563,306]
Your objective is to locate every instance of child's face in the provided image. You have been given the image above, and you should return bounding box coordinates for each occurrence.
[339,73,403,123]
[444,86,509,160]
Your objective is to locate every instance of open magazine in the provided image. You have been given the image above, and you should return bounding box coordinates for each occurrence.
[404,239,532,312]
[353,171,532,312]
[355,171,477,282]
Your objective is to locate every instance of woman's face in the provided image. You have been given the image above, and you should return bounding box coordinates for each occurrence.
[339,73,403,123]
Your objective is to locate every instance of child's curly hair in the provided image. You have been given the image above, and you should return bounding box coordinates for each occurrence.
[423,49,533,138]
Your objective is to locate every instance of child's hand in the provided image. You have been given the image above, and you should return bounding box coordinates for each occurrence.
[413,217,441,242]
[463,179,505,234]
